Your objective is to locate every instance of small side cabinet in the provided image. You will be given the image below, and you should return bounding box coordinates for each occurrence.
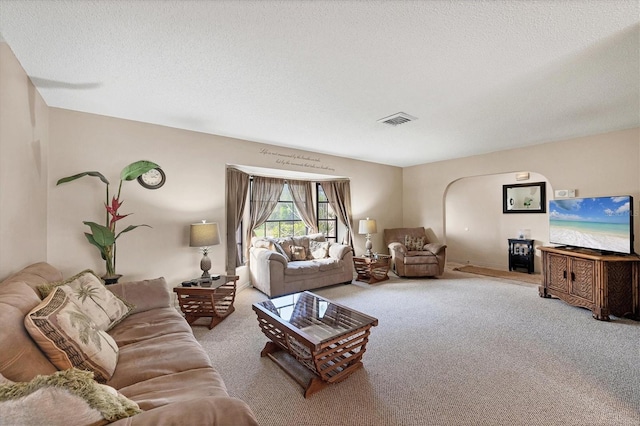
[508,238,534,274]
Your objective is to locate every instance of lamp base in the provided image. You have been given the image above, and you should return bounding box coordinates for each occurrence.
[200,252,212,278]
[364,236,373,257]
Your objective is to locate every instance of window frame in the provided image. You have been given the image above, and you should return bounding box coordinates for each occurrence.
[316,183,338,242]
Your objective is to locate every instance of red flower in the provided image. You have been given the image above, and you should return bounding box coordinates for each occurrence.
[105,197,130,227]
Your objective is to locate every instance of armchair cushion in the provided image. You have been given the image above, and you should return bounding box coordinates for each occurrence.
[404,235,425,251]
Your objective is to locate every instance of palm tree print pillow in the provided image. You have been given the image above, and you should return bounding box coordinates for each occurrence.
[38,270,134,331]
[24,287,118,383]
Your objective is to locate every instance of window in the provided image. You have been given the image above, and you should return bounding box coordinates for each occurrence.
[317,184,338,242]
[252,183,307,238]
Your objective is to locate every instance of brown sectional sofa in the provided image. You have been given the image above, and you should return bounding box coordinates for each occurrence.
[0,262,258,425]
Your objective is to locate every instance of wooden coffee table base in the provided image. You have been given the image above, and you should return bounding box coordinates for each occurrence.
[260,341,364,398]
[255,313,374,398]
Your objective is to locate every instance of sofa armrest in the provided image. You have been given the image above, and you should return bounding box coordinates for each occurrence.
[253,247,288,266]
[424,243,446,255]
[328,243,352,260]
[107,277,171,314]
[388,242,407,256]
[110,396,258,426]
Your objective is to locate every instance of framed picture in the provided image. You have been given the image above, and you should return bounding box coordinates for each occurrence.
[503,182,546,213]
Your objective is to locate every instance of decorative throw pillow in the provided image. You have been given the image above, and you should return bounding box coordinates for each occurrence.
[309,240,330,259]
[271,240,290,260]
[289,245,307,261]
[253,239,274,250]
[0,368,141,425]
[404,235,425,251]
[276,237,295,260]
[25,287,119,383]
[38,270,134,331]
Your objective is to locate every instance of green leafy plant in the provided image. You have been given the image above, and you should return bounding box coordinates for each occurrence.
[57,160,160,278]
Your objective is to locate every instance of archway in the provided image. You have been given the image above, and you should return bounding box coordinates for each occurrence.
[443,172,551,272]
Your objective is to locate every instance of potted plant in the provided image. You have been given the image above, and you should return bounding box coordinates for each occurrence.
[57,160,160,283]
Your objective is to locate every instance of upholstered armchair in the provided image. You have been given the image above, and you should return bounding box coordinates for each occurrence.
[383,227,447,277]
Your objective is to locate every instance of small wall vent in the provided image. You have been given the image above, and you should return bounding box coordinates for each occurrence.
[377,112,417,126]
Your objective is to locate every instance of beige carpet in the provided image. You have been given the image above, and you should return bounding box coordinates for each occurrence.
[192,270,640,426]
[453,264,542,285]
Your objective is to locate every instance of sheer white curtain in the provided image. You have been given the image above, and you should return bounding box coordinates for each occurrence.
[246,176,285,257]
[288,180,318,234]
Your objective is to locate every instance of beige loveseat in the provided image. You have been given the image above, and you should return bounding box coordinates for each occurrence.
[249,233,354,297]
[0,262,258,425]
[384,227,447,278]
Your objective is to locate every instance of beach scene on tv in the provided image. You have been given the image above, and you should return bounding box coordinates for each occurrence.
[549,196,633,254]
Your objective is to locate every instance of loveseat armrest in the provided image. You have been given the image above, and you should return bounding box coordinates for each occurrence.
[110,396,258,426]
[108,277,171,315]
[424,243,446,255]
[328,243,352,260]
[253,247,288,266]
[388,242,407,256]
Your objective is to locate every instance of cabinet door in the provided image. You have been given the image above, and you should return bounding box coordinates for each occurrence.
[569,258,595,302]
[547,254,568,293]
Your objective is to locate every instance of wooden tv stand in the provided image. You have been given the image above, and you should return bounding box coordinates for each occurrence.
[538,246,640,321]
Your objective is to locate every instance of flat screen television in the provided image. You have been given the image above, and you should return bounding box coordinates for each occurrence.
[549,195,635,255]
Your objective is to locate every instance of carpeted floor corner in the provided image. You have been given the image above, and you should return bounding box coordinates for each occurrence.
[191,267,640,426]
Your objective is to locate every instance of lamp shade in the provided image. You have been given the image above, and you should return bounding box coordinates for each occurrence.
[358,218,377,235]
[189,222,220,247]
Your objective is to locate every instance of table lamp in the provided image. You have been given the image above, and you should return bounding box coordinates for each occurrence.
[358,217,377,257]
[189,221,220,279]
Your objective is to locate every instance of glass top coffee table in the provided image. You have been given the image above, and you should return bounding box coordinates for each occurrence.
[252,291,378,398]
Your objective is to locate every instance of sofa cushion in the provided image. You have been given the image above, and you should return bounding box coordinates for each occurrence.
[284,260,321,276]
[116,367,229,411]
[0,281,58,382]
[106,332,213,390]
[106,277,171,315]
[0,368,141,425]
[38,270,135,331]
[315,257,341,272]
[108,307,193,347]
[25,287,119,383]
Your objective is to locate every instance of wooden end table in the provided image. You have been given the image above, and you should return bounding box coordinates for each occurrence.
[353,255,391,284]
[173,275,237,329]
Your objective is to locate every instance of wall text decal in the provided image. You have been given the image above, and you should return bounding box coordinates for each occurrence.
[259,148,335,172]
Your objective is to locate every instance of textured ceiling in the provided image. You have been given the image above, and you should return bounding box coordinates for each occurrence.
[0,1,638,167]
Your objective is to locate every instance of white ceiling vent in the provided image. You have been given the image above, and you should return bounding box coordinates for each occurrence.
[377,112,417,126]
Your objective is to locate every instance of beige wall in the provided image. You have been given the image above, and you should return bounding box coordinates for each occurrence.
[0,43,49,279]
[404,128,640,269]
[445,172,548,272]
[48,109,402,284]
[3,38,638,282]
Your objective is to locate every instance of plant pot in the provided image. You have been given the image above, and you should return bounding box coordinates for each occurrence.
[102,274,123,285]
